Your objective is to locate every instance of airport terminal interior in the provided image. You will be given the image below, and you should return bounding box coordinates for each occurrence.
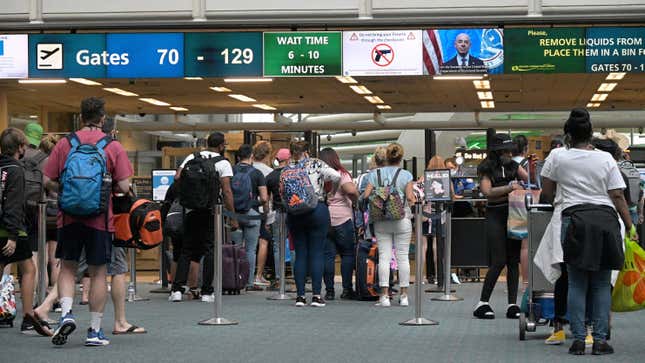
[1,1,645,362]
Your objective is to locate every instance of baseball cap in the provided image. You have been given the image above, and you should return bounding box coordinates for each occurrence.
[275,148,291,162]
[24,123,43,147]
[489,133,516,151]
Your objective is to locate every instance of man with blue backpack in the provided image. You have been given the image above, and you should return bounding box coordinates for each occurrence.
[44,97,133,347]
[230,144,268,290]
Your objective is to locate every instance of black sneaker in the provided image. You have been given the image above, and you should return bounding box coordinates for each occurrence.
[506,304,521,319]
[20,320,37,336]
[325,290,335,301]
[295,296,307,307]
[592,340,614,355]
[568,340,586,355]
[311,296,326,307]
[340,289,356,300]
[473,304,495,319]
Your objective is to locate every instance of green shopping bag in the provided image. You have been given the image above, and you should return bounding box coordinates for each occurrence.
[611,228,645,312]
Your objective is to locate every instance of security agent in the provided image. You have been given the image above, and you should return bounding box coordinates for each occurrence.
[441,33,486,72]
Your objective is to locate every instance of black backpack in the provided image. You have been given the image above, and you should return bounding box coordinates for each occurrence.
[22,151,47,208]
[179,152,225,210]
[618,160,641,206]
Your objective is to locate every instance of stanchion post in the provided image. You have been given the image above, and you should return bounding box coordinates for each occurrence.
[126,248,149,302]
[432,202,463,302]
[36,201,48,305]
[199,204,238,325]
[268,211,294,300]
[400,201,439,326]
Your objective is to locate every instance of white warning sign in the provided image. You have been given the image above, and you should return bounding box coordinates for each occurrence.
[342,30,422,76]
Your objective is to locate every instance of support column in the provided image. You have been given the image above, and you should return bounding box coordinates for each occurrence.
[30,0,43,24]
[424,129,436,168]
[0,92,8,131]
[39,106,49,132]
[192,0,206,21]
[528,0,542,16]
[358,0,373,19]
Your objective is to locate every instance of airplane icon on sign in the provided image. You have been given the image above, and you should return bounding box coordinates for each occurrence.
[37,43,63,70]
[40,47,60,60]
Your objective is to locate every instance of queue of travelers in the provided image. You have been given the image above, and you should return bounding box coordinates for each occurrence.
[0,100,642,357]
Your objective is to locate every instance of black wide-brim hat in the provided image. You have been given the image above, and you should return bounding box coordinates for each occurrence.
[489,133,516,151]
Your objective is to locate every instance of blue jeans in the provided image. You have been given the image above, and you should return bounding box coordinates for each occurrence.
[323,219,356,292]
[231,209,261,287]
[288,203,330,296]
[567,264,612,341]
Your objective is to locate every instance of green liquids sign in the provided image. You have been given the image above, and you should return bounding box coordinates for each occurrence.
[263,32,342,77]
[505,28,586,73]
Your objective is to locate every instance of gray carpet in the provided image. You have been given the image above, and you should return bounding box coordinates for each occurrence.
[1,282,643,363]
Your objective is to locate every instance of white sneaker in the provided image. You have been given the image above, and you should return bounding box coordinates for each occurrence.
[375,296,391,307]
[168,291,182,302]
[201,294,215,303]
[399,295,409,306]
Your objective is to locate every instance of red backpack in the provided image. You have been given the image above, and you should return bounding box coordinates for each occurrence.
[114,197,163,250]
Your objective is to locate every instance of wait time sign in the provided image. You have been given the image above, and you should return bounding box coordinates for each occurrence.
[263,32,342,77]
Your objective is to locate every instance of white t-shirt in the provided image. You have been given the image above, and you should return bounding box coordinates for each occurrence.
[541,147,625,211]
[180,151,233,178]
[253,161,273,177]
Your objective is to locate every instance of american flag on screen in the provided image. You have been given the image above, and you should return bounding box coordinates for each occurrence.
[422,30,444,75]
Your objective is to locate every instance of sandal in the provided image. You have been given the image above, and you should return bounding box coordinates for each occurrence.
[112,325,147,335]
[24,313,52,337]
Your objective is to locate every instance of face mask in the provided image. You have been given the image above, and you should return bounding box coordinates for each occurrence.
[273,159,279,167]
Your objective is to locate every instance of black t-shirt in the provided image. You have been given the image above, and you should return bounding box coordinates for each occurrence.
[266,167,284,211]
[477,159,520,187]
[234,163,266,210]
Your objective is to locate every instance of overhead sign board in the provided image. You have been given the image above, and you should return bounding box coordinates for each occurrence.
[29,34,107,78]
[106,33,184,78]
[0,34,28,79]
[184,32,262,77]
[263,32,342,77]
[423,28,504,75]
[585,27,645,73]
[505,28,587,73]
[342,30,423,76]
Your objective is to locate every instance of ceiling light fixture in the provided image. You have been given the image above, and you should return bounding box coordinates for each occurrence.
[364,95,384,104]
[69,78,102,86]
[335,76,357,84]
[477,91,494,100]
[29,115,38,119]
[591,93,608,102]
[184,77,203,80]
[434,75,484,80]
[103,88,139,97]
[253,104,277,111]
[228,94,257,102]
[350,85,373,95]
[18,79,67,84]
[480,101,495,109]
[606,72,626,80]
[377,105,392,110]
[224,78,273,83]
[170,106,189,112]
[586,103,601,108]
[139,98,171,106]
[597,83,617,92]
[472,80,491,90]
[210,86,232,93]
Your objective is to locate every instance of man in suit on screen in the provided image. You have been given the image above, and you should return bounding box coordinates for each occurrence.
[441,33,486,73]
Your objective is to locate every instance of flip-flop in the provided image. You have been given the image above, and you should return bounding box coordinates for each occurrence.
[79,301,89,305]
[112,325,147,335]
[24,313,53,337]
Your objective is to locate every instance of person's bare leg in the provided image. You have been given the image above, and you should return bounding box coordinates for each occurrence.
[187,261,200,289]
[18,259,36,316]
[81,276,90,303]
[110,273,146,333]
[58,261,78,307]
[47,241,60,286]
[31,255,39,289]
[255,238,268,281]
[87,264,108,331]
[34,282,58,320]
[170,261,177,283]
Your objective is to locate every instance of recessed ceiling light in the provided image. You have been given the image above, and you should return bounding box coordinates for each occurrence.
[364,96,384,104]
[139,98,171,106]
[606,72,626,80]
[335,76,357,84]
[253,104,277,111]
[591,93,608,102]
[103,88,139,97]
[434,75,484,80]
[210,86,232,93]
[184,77,203,80]
[29,115,38,119]
[69,78,102,86]
[377,105,392,110]
[597,83,617,92]
[18,79,67,84]
[224,78,273,83]
[586,103,601,108]
[477,91,494,100]
[480,101,495,109]
[473,80,491,90]
[228,94,257,102]
[350,85,373,95]
[170,106,189,111]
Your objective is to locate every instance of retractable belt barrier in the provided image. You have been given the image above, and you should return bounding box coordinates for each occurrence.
[268,210,294,301]
[400,201,439,326]
[432,202,463,302]
[36,200,48,306]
